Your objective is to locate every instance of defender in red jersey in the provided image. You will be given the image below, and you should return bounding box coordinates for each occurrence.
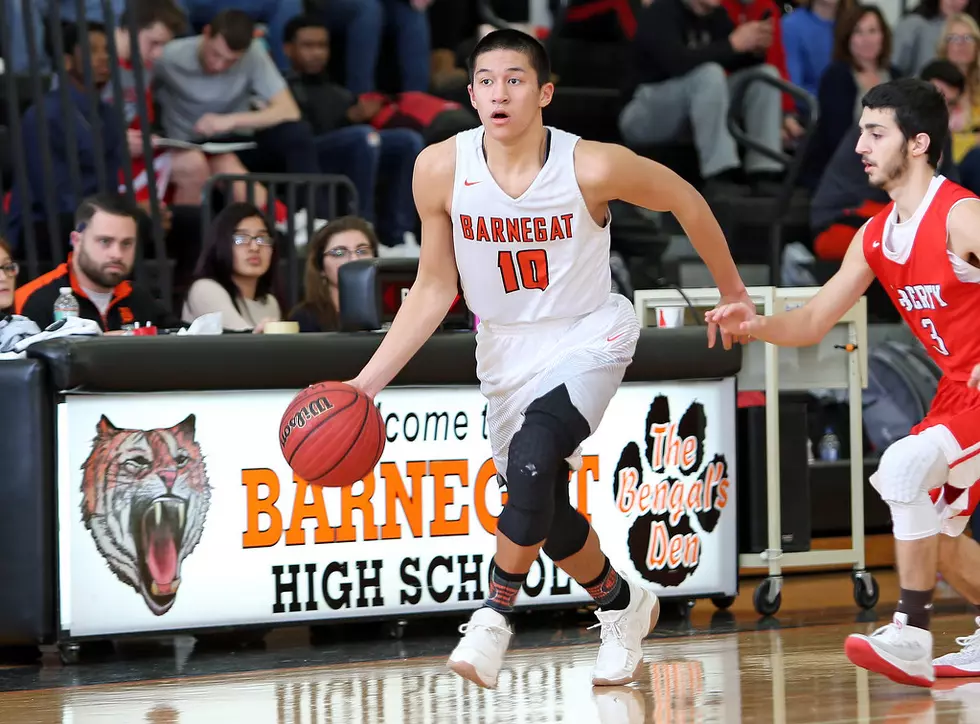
[707,77,980,687]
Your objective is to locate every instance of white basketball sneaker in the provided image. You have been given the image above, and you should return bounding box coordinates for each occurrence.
[844,612,935,687]
[447,607,513,689]
[590,579,660,686]
[934,616,980,678]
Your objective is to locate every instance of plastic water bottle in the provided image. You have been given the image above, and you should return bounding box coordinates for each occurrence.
[53,287,79,323]
[818,427,841,462]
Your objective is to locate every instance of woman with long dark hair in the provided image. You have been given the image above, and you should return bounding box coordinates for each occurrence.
[289,216,378,332]
[182,202,283,332]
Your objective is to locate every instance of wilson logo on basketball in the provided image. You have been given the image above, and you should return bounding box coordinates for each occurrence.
[612,395,730,587]
[279,395,334,448]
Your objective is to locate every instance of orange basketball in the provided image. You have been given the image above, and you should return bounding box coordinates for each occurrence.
[279,381,385,488]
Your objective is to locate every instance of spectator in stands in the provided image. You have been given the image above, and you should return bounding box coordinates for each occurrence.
[6,22,122,254]
[722,0,805,143]
[809,60,963,260]
[14,193,175,330]
[182,202,282,332]
[801,5,895,188]
[104,0,210,207]
[892,0,976,77]
[939,14,980,167]
[619,0,785,195]
[289,217,378,332]
[284,16,424,257]
[4,0,126,73]
[152,10,329,225]
[176,0,301,72]
[781,0,845,100]
[316,0,433,95]
[0,237,16,316]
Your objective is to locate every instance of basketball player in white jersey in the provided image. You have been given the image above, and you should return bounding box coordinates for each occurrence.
[348,29,752,689]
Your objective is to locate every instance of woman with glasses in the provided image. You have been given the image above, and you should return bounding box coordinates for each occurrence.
[289,217,378,332]
[0,238,18,316]
[181,202,283,332]
[939,15,980,174]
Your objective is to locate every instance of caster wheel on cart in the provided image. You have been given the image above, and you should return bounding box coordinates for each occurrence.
[753,578,782,617]
[852,572,880,610]
[59,643,81,666]
[711,595,736,610]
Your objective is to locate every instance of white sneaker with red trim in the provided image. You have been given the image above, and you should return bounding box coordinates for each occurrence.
[844,612,935,688]
[934,617,980,677]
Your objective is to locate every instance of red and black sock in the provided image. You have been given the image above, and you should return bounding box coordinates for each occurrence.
[582,558,631,611]
[484,563,526,615]
[897,587,934,631]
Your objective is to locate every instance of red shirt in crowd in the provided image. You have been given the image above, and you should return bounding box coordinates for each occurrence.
[721,0,795,113]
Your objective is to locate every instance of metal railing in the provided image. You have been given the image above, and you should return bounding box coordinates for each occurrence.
[200,172,359,310]
[727,68,819,286]
[0,0,169,304]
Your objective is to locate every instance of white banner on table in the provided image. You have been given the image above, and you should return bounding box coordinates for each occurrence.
[57,380,737,636]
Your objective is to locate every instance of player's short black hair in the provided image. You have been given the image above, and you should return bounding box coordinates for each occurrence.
[467,28,550,86]
[862,78,949,169]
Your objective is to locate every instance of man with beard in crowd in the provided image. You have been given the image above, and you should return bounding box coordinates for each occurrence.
[15,193,176,331]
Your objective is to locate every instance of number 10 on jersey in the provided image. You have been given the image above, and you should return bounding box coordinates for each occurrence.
[498,249,551,293]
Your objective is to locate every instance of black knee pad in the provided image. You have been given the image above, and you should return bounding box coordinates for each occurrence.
[496,423,560,546]
[496,385,592,548]
[542,464,590,562]
[524,384,592,456]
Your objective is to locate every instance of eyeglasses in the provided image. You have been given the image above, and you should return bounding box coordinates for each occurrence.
[0,262,19,278]
[946,34,977,45]
[233,233,274,247]
[324,246,374,261]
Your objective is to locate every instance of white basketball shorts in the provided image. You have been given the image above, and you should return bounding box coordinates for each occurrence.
[475,293,640,477]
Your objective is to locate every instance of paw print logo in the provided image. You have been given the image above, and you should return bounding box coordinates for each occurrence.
[612,395,731,587]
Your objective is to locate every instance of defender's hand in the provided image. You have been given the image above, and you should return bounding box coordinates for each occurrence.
[706,293,758,349]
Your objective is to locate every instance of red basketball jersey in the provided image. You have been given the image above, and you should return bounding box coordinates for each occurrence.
[863,177,980,382]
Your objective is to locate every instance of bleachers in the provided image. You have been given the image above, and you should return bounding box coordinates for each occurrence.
[0,0,827,319]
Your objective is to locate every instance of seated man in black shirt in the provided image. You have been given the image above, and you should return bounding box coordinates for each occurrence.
[15,193,177,331]
[619,0,784,194]
[283,15,424,257]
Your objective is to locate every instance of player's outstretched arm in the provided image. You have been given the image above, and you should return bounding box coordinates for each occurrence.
[707,223,876,347]
[577,142,747,300]
[576,141,753,348]
[349,141,461,399]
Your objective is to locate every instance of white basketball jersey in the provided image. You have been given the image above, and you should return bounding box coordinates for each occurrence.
[450,126,612,325]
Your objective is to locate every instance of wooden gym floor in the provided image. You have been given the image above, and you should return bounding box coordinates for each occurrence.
[0,569,977,723]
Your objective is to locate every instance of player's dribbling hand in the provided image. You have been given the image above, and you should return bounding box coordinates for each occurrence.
[705,296,759,350]
[344,378,377,400]
[969,364,980,389]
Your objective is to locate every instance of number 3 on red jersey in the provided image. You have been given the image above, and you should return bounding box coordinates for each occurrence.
[498,249,550,293]
[921,317,950,356]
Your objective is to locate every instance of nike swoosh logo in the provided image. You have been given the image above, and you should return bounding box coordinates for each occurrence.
[607,334,623,342]
[464,180,481,186]
[872,241,880,248]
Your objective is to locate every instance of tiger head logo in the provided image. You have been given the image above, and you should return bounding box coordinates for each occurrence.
[80,414,211,616]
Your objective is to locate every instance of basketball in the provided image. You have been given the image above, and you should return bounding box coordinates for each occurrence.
[279,381,385,488]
